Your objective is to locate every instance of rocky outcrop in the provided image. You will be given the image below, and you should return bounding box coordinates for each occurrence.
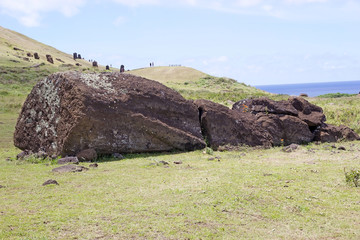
[14,72,205,156]
[195,99,272,150]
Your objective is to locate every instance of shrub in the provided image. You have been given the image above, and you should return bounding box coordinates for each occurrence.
[344,168,360,187]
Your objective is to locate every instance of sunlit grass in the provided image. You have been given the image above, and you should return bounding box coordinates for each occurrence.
[1,143,360,239]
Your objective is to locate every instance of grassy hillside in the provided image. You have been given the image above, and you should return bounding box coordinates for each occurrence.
[129,66,271,106]
[1,27,360,240]
[0,25,111,86]
[0,25,93,68]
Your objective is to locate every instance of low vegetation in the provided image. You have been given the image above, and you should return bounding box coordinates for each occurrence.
[317,93,357,98]
[0,34,359,238]
[1,142,360,239]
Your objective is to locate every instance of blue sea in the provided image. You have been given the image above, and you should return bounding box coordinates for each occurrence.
[255,80,360,97]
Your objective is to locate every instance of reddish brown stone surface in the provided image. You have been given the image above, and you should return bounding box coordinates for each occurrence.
[14,72,205,156]
[195,99,272,150]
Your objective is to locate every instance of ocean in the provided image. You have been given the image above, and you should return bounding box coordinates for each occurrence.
[255,80,360,97]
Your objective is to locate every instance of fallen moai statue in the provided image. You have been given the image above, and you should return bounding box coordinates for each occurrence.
[14,71,205,156]
[14,71,359,157]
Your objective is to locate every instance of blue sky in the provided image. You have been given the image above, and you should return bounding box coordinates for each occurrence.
[0,0,360,85]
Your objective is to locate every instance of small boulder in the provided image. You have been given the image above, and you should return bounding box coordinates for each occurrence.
[112,153,124,159]
[16,150,33,160]
[58,156,79,165]
[34,150,48,159]
[76,149,97,162]
[42,179,59,186]
[282,143,299,152]
[89,163,98,168]
[0,185,5,188]
[52,164,88,173]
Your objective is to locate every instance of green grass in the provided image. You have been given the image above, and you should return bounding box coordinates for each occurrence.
[317,93,357,98]
[310,96,360,134]
[1,52,360,238]
[1,143,360,239]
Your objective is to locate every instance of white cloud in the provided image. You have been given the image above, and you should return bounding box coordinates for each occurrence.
[113,16,126,26]
[0,0,85,27]
[1,0,359,27]
[111,0,160,7]
[284,0,328,4]
[236,0,262,8]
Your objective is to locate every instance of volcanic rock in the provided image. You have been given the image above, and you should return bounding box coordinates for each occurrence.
[195,99,272,150]
[232,97,298,116]
[14,71,205,156]
[314,124,360,143]
[52,164,88,173]
[42,179,59,186]
[256,113,313,146]
[289,97,325,127]
[58,156,79,165]
[76,148,97,162]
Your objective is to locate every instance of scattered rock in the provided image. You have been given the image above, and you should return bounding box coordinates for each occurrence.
[42,179,59,186]
[338,146,346,151]
[263,173,273,176]
[57,157,79,165]
[14,71,205,156]
[282,144,299,152]
[13,47,24,51]
[0,185,5,188]
[56,58,64,63]
[76,148,97,162]
[173,161,182,164]
[27,52,33,57]
[34,150,48,159]
[52,164,88,173]
[75,63,81,66]
[16,150,33,160]
[299,93,308,97]
[159,161,169,165]
[112,153,124,159]
[30,63,45,68]
[89,163,98,168]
